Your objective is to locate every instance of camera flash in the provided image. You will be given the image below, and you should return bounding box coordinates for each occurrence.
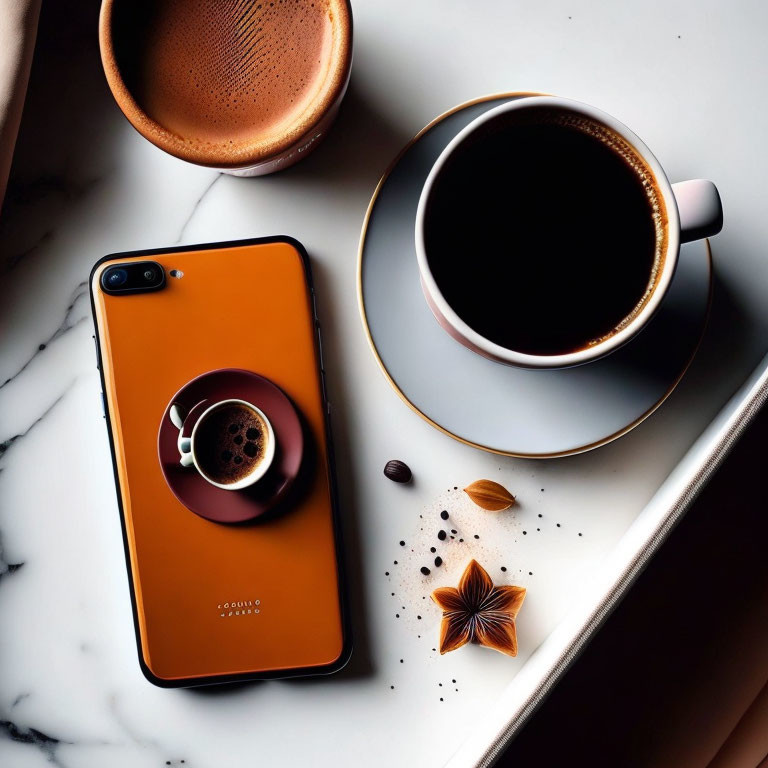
[169,269,184,279]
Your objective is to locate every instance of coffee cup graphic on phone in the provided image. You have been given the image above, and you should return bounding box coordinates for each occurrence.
[170,398,276,491]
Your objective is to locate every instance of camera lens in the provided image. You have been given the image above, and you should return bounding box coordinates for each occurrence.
[105,268,128,288]
[143,269,156,281]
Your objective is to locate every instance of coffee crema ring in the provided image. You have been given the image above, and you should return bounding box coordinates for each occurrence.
[100,0,352,168]
[195,402,269,485]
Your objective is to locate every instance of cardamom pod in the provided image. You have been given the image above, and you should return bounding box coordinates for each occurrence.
[463,479,516,511]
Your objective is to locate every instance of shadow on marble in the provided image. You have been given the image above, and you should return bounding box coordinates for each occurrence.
[532,246,762,482]
[266,75,413,199]
[674,258,763,412]
[0,0,119,268]
[187,680,264,698]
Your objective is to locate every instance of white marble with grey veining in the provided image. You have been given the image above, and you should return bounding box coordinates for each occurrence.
[2,1,768,766]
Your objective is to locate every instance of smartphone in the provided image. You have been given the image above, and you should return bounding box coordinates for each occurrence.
[90,236,350,686]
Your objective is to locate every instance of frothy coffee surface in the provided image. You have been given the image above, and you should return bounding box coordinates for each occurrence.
[195,403,268,485]
[424,107,667,356]
[113,0,335,149]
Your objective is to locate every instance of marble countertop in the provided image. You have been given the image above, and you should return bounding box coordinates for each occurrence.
[2,1,768,766]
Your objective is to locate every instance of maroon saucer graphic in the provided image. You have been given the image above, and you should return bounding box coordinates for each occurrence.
[158,369,304,523]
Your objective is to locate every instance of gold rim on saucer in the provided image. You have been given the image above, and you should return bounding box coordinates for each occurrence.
[356,91,713,459]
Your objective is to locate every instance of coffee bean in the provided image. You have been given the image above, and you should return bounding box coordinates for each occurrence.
[383,460,412,483]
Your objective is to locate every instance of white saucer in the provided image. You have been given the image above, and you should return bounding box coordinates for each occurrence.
[358,93,712,458]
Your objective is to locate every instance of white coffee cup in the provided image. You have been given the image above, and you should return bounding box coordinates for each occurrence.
[176,398,276,491]
[415,96,723,370]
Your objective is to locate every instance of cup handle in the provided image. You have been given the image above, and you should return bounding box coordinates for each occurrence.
[179,436,194,466]
[179,435,195,467]
[672,179,723,243]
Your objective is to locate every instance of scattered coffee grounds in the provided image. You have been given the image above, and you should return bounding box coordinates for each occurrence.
[578,532,583,536]
[420,566,431,575]
[451,529,457,534]
[523,531,527,535]
[400,541,405,546]
[388,486,531,640]
[440,510,449,520]
[501,566,507,572]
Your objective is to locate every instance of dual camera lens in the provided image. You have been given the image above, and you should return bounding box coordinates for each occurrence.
[105,268,128,288]
[100,261,165,295]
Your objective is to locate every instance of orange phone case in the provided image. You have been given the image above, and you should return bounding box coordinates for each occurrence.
[90,237,350,686]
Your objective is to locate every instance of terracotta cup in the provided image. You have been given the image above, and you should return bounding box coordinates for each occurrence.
[99,0,352,175]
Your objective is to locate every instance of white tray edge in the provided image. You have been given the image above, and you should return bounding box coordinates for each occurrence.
[445,351,768,768]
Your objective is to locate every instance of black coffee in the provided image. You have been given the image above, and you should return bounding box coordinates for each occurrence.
[424,108,666,356]
[195,403,267,485]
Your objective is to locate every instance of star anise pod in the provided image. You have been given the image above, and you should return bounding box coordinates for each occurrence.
[431,559,526,656]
